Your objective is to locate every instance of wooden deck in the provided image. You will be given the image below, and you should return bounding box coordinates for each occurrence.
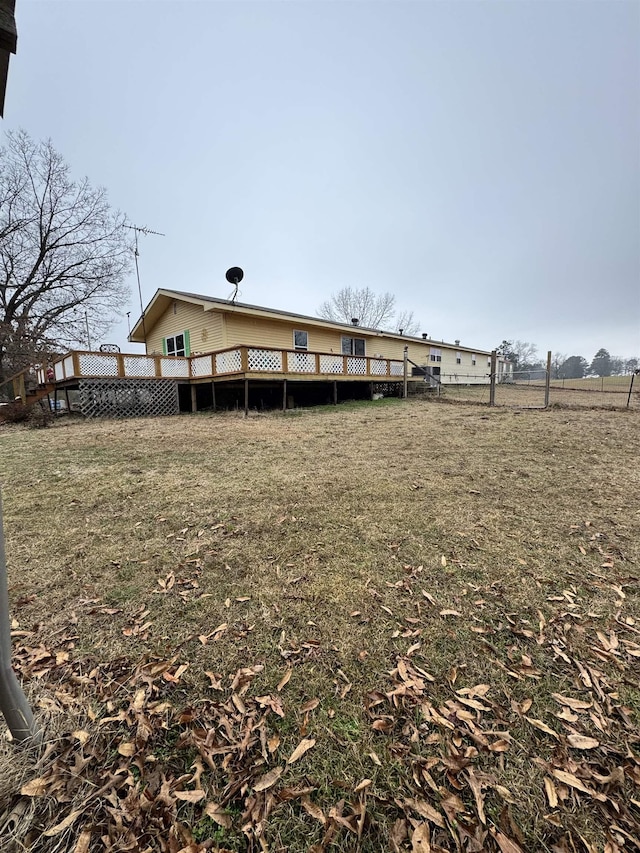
[36,346,406,385]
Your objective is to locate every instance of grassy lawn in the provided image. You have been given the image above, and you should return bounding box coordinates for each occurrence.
[0,399,639,852]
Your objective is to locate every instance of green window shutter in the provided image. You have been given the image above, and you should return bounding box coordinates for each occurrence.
[162,338,167,356]
[184,330,191,356]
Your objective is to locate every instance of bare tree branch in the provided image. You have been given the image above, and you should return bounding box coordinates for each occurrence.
[318,286,420,334]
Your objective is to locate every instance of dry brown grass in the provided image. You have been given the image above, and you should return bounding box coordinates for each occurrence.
[0,399,639,851]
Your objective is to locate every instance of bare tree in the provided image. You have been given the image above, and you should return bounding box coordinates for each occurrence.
[551,351,567,379]
[0,130,132,382]
[498,340,541,371]
[395,309,420,336]
[318,286,420,334]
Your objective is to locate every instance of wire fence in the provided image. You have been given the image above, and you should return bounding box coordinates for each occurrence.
[428,365,639,411]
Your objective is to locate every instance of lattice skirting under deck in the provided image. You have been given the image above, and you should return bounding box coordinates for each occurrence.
[79,379,179,419]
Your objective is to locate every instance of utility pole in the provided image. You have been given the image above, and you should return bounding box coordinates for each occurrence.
[123,224,165,354]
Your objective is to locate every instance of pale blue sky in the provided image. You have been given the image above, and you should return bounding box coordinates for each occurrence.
[6,0,640,360]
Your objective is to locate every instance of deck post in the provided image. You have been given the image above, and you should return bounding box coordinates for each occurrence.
[190,384,197,413]
[211,381,216,412]
[65,387,71,412]
[282,379,287,411]
[244,379,249,417]
[333,381,338,405]
[53,387,58,415]
[370,382,374,400]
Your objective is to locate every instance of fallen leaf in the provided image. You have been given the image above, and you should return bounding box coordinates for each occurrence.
[412,822,431,852]
[287,737,316,764]
[300,698,320,713]
[551,769,605,800]
[301,795,326,825]
[44,809,84,837]
[551,693,591,711]
[524,716,559,740]
[490,828,525,853]
[354,779,372,793]
[253,766,284,792]
[466,767,485,824]
[175,789,206,803]
[404,798,445,828]
[277,669,292,691]
[204,802,232,829]
[118,741,136,756]
[544,778,558,808]
[567,734,600,750]
[20,777,49,797]
[72,730,90,746]
[73,828,92,853]
[390,819,408,853]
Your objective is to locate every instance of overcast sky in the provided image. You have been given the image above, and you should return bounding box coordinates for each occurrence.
[6,0,640,359]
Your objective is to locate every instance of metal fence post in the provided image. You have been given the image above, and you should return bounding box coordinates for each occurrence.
[544,351,552,408]
[627,372,636,409]
[403,346,408,399]
[489,350,497,406]
[0,490,40,744]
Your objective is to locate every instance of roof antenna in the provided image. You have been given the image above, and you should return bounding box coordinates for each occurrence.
[123,223,165,352]
[225,267,244,304]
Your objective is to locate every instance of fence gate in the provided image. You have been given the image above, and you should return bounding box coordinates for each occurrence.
[495,368,548,409]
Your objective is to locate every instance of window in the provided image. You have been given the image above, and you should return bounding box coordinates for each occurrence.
[456,352,461,365]
[471,353,477,365]
[163,331,190,357]
[430,347,442,362]
[341,336,365,356]
[293,330,308,351]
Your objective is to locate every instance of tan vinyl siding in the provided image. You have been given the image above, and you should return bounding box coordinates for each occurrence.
[146,302,225,355]
[225,314,346,354]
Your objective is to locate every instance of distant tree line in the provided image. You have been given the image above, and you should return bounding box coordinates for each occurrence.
[498,341,639,380]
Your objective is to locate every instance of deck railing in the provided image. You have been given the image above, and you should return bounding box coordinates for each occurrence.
[40,346,406,383]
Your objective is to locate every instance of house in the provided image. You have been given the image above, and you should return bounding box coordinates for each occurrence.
[1,289,511,418]
[129,288,506,382]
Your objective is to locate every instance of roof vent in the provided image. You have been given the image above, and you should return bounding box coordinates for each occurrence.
[422,333,428,340]
[455,339,460,346]
[398,328,404,335]
[351,317,359,326]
